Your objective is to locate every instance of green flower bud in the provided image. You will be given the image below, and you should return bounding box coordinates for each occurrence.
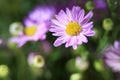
[0,65,9,78]
[70,73,82,80]
[103,18,113,31]
[7,39,18,49]
[85,1,94,11]
[33,55,45,68]
[94,60,104,71]
[75,57,89,71]
[9,22,24,36]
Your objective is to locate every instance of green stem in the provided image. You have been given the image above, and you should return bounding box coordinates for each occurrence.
[95,30,109,56]
[13,48,35,80]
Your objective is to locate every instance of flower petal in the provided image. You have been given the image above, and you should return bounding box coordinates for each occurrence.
[51,19,65,28]
[81,11,93,25]
[82,30,95,36]
[105,51,120,60]
[66,8,72,21]
[54,38,63,47]
[114,41,120,49]
[78,9,85,23]
[82,22,93,29]
[79,34,88,43]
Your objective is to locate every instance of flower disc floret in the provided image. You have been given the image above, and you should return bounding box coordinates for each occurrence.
[66,22,81,36]
[24,26,37,36]
[49,6,95,49]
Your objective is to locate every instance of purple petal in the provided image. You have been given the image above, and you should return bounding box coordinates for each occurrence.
[58,10,69,22]
[79,34,88,43]
[82,22,93,29]
[65,36,77,48]
[69,36,77,46]
[55,15,68,25]
[114,41,120,49]
[49,27,64,32]
[52,31,65,36]
[105,51,120,60]
[54,38,63,47]
[81,11,93,25]
[73,44,77,50]
[66,8,72,21]
[72,6,81,22]
[105,59,120,71]
[82,30,95,36]
[77,35,82,45]
[78,9,85,23]
[51,19,65,28]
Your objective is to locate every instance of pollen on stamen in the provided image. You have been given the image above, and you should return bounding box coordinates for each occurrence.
[66,22,82,36]
[24,26,37,36]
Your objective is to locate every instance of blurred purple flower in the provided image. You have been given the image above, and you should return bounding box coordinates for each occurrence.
[103,41,120,72]
[10,5,56,47]
[49,6,95,49]
[41,41,52,54]
[93,0,109,20]
[0,39,3,45]
[25,5,56,25]
[93,0,108,9]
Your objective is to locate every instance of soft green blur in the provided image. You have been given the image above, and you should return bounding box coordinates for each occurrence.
[0,0,120,80]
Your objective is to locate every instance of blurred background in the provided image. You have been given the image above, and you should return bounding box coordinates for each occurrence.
[0,0,120,80]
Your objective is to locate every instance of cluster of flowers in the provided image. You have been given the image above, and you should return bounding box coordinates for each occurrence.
[9,5,95,50]
[7,3,120,73]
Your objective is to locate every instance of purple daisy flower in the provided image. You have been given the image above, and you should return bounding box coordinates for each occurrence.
[27,5,56,25]
[49,6,95,49]
[103,41,120,72]
[10,5,56,47]
[93,0,108,9]
[10,22,47,47]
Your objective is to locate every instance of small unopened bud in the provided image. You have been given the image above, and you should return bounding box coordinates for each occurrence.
[28,53,45,68]
[0,65,9,78]
[85,1,94,11]
[94,60,104,71]
[103,18,113,31]
[9,22,24,36]
[75,57,89,71]
[70,73,82,80]
[33,55,45,68]
[7,38,18,49]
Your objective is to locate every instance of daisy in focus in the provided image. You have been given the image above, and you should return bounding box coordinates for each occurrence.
[10,5,56,47]
[49,6,95,49]
[103,41,120,72]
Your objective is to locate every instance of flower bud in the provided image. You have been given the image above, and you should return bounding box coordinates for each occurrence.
[9,22,24,36]
[33,55,45,68]
[94,60,104,71]
[75,57,89,71]
[85,1,94,11]
[103,18,113,31]
[0,65,9,78]
[7,38,18,49]
[28,53,45,68]
[70,73,82,80]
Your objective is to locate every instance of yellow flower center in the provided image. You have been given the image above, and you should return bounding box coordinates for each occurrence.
[66,22,81,36]
[24,26,37,36]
